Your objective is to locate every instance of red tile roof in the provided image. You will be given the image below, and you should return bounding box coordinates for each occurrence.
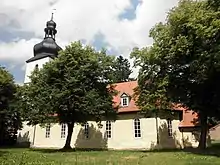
[112,81,139,113]
[113,81,199,128]
[179,110,199,127]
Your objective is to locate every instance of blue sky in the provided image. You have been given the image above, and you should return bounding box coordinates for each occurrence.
[0,0,179,84]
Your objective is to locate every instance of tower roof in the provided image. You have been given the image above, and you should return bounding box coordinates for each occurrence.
[26,13,62,63]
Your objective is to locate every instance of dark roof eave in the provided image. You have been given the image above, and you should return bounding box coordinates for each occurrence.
[26,54,56,63]
[179,125,200,129]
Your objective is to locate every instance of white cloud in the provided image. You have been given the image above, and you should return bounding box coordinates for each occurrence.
[0,0,179,79]
[0,38,40,64]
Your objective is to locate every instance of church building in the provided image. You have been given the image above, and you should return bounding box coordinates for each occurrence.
[17,16,204,150]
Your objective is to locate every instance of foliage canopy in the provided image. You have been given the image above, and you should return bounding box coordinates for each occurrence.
[0,67,21,146]
[112,55,133,83]
[20,41,117,149]
[131,0,220,149]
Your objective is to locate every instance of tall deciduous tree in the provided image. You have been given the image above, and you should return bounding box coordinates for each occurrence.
[131,0,220,149]
[21,41,117,149]
[112,56,133,83]
[0,67,21,146]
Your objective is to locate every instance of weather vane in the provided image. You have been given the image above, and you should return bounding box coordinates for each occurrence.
[51,9,56,20]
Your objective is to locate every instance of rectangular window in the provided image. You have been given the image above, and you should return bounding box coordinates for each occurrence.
[122,97,128,106]
[106,121,112,138]
[61,123,66,138]
[167,119,172,137]
[134,119,141,138]
[45,124,50,138]
[84,123,89,139]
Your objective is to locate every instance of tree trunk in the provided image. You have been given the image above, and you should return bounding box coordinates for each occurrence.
[198,112,208,149]
[63,122,74,150]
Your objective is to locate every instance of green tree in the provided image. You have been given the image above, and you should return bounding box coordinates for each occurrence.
[112,56,133,83]
[131,0,220,149]
[208,0,220,10]
[21,41,117,149]
[0,67,21,146]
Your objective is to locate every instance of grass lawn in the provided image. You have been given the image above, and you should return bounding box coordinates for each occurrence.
[0,147,220,165]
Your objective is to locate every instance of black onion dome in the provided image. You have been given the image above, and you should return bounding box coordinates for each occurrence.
[46,19,56,28]
[34,38,62,57]
[26,15,62,63]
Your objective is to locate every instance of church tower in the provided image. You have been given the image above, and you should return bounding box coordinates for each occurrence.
[24,14,62,83]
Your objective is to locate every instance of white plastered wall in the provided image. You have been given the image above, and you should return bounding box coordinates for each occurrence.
[24,57,51,83]
[17,113,200,149]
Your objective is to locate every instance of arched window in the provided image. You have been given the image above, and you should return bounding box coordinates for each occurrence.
[134,119,141,138]
[45,124,50,138]
[106,121,112,138]
[61,123,66,138]
[35,64,39,70]
[167,119,172,137]
[84,123,89,139]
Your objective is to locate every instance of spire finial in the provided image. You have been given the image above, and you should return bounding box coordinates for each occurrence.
[51,9,56,20]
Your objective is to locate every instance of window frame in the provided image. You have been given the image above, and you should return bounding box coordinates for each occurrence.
[134,118,141,138]
[84,122,89,139]
[45,124,50,138]
[106,121,112,138]
[122,97,129,106]
[120,93,129,107]
[167,119,173,137]
[61,123,66,139]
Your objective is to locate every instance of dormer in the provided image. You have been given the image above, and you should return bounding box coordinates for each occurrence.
[120,93,130,107]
